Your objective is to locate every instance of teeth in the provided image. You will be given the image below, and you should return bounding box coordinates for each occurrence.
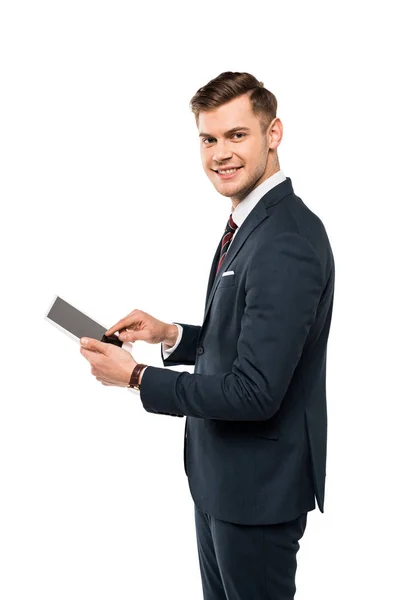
[218,168,238,174]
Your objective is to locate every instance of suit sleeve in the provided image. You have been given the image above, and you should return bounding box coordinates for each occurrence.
[140,233,324,421]
[138,323,201,418]
[160,323,202,367]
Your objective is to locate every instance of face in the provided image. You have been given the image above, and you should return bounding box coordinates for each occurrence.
[198,94,282,207]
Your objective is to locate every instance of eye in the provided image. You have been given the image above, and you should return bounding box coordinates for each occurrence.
[232,133,246,140]
[202,137,216,145]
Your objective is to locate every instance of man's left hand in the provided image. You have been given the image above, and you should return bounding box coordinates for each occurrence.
[80,337,136,387]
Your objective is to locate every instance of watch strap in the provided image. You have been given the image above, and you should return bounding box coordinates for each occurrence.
[128,363,147,390]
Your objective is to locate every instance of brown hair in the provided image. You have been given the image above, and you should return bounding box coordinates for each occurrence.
[189,71,278,133]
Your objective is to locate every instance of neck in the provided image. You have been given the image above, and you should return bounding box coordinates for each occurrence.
[231,155,280,210]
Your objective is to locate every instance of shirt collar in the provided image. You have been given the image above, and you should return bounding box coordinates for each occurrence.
[231,170,286,228]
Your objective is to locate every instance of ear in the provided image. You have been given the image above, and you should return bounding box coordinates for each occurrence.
[267,117,283,150]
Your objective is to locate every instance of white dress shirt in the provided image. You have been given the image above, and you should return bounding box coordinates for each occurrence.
[161,170,286,359]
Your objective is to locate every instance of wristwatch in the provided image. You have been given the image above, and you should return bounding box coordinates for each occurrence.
[128,364,148,391]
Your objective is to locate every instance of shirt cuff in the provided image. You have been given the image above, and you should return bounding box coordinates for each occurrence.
[162,323,183,358]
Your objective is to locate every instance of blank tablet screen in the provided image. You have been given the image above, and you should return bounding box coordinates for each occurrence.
[46,296,122,346]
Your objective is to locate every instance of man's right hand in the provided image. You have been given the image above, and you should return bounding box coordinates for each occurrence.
[105,309,178,347]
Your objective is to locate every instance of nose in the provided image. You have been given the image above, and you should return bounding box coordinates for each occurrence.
[213,140,233,163]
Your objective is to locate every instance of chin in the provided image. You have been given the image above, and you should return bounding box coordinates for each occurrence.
[216,188,234,197]
[217,183,246,198]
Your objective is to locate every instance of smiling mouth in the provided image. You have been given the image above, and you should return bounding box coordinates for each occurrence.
[213,166,243,175]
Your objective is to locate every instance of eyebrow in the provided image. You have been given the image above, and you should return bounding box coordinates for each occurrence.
[198,126,251,138]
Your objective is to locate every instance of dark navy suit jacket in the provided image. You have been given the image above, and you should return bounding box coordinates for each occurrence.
[140,177,335,525]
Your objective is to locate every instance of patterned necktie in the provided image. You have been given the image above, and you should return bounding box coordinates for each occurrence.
[216,213,238,275]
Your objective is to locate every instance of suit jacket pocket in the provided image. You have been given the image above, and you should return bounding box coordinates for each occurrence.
[252,420,280,440]
[217,273,236,288]
[212,419,279,440]
[255,431,279,440]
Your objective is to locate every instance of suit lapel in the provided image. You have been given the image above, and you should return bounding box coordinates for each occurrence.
[202,201,269,322]
[204,233,223,304]
[202,177,294,325]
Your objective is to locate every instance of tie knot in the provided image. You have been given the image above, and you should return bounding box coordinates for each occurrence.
[227,213,238,233]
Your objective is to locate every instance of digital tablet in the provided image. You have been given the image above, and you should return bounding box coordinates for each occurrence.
[45,295,133,352]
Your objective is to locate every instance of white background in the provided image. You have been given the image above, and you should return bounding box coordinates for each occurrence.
[1,1,399,598]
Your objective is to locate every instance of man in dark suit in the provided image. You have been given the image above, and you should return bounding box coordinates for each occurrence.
[80,71,335,600]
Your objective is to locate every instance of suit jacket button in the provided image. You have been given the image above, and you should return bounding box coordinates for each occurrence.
[197,346,204,355]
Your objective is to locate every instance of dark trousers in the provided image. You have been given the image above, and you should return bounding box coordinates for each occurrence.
[194,503,308,600]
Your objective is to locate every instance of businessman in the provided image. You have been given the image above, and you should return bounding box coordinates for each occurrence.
[80,71,335,600]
